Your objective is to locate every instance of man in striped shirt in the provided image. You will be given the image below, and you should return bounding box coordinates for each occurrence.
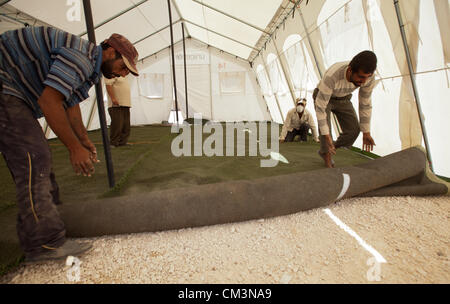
[313,51,377,168]
[0,26,139,262]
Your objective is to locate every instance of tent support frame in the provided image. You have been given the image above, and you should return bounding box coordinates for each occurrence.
[78,0,148,37]
[82,0,115,187]
[297,5,342,136]
[182,22,189,119]
[273,41,297,106]
[183,19,258,52]
[191,0,270,36]
[167,0,179,125]
[394,0,433,171]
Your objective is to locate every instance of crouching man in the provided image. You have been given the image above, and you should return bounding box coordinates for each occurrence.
[280,98,319,143]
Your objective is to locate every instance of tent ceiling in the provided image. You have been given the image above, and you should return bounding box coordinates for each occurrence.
[5,0,290,61]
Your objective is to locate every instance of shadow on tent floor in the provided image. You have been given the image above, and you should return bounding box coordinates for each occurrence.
[0,124,370,276]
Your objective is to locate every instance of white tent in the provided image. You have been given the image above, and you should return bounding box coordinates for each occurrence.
[0,0,448,177]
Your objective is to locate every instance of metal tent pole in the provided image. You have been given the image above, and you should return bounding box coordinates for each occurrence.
[168,0,179,125]
[82,0,115,187]
[182,22,189,119]
[394,0,434,171]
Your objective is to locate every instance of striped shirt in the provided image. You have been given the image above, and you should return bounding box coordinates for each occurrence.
[280,108,318,141]
[0,26,102,118]
[314,61,376,135]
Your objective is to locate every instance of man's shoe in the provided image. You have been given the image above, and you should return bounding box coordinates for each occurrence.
[24,240,92,264]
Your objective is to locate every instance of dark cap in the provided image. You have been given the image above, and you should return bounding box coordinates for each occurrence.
[105,33,139,76]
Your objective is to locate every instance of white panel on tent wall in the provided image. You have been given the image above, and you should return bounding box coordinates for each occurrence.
[364,0,400,78]
[173,0,205,25]
[209,47,269,122]
[255,62,282,123]
[184,24,209,43]
[131,49,172,124]
[265,95,283,124]
[134,27,180,61]
[203,32,253,60]
[414,0,448,73]
[415,71,450,177]
[315,0,370,69]
[81,9,160,44]
[201,0,283,30]
[266,54,292,120]
[137,0,180,30]
[202,8,262,51]
[10,0,134,35]
[352,78,402,157]
[158,22,184,46]
[186,22,253,60]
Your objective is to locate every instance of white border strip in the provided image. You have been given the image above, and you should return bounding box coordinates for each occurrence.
[336,173,350,201]
[323,208,387,264]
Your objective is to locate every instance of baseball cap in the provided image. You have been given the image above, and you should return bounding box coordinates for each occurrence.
[105,33,139,76]
[296,98,306,105]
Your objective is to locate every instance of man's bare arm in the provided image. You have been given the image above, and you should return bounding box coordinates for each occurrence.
[37,86,95,176]
[106,85,119,106]
[66,104,99,163]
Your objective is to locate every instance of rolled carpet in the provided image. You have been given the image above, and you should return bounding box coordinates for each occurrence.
[59,146,449,237]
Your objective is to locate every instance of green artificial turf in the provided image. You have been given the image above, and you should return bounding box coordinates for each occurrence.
[0,123,373,277]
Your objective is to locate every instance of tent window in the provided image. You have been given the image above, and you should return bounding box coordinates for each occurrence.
[138,73,164,99]
[219,71,246,95]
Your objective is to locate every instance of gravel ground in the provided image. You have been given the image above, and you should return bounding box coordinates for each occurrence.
[1,195,449,284]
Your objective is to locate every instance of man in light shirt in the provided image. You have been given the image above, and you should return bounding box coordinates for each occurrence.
[280,98,319,143]
[105,76,132,147]
[313,50,377,168]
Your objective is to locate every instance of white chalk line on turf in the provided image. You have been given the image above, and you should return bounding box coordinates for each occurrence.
[323,173,387,264]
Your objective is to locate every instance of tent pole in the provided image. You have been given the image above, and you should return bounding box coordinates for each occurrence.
[170,0,191,38]
[167,0,179,126]
[208,46,213,121]
[262,56,285,121]
[298,8,322,78]
[82,0,115,187]
[182,22,189,119]
[298,6,342,136]
[273,41,297,106]
[394,0,434,171]
[79,0,148,37]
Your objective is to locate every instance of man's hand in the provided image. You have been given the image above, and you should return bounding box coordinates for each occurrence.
[79,137,100,163]
[314,137,320,143]
[69,145,95,176]
[112,99,119,107]
[279,139,285,143]
[324,134,336,155]
[362,132,375,152]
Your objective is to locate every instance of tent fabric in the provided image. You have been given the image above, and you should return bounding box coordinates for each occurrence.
[0,0,448,177]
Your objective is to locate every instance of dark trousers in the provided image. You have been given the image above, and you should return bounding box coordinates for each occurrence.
[108,106,130,146]
[284,123,311,142]
[313,88,360,154]
[0,94,65,256]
